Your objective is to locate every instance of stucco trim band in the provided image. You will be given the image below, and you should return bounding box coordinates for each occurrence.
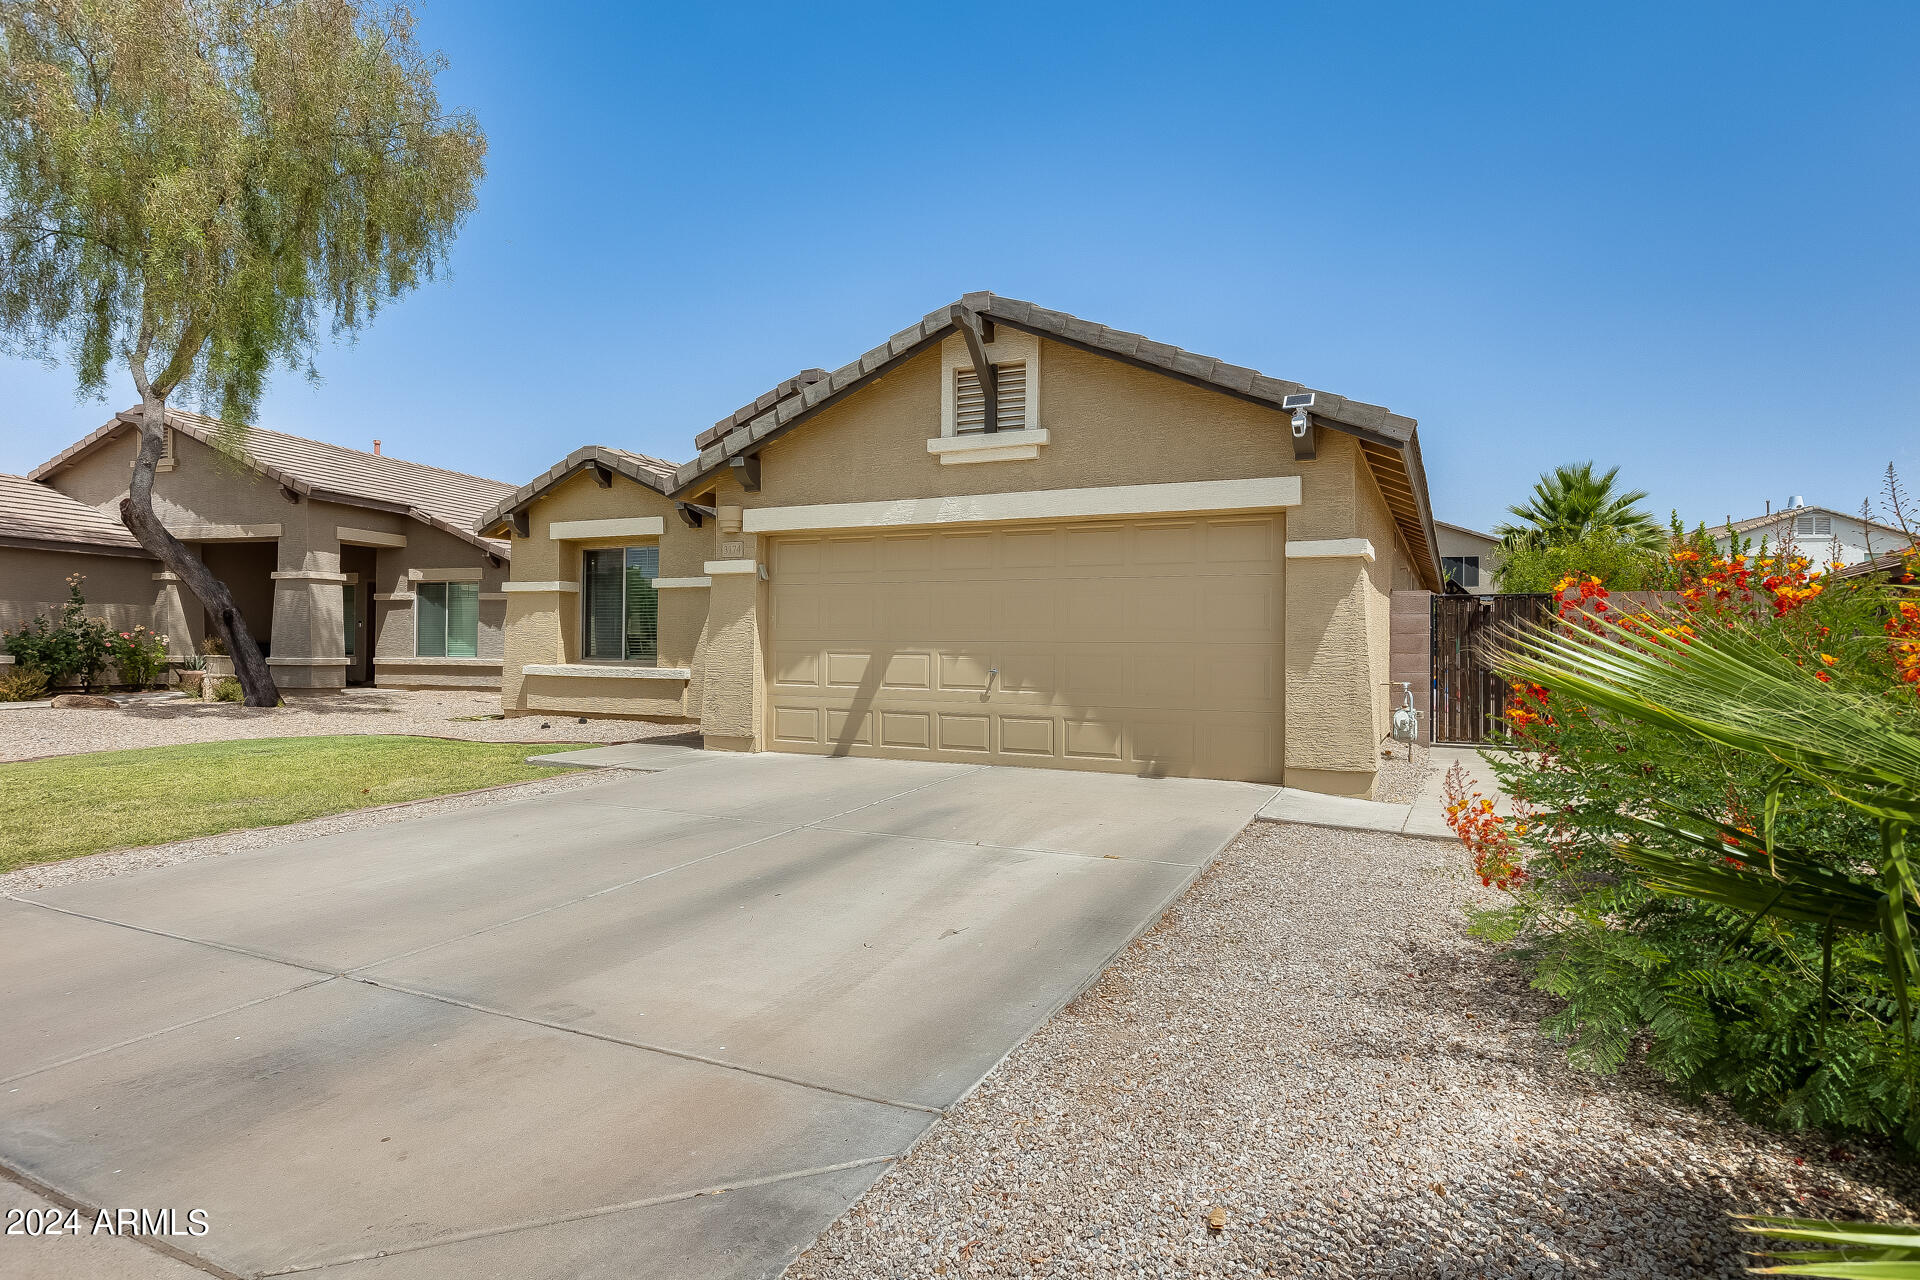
[338,526,408,548]
[1285,538,1377,562]
[742,476,1302,534]
[373,592,413,602]
[501,581,581,593]
[152,572,180,582]
[926,428,1049,465]
[704,559,760,575]
[651,576,713,589]
[168,522,282,541]
[265,657,352,667]
[523,664,692,680]
[270,570,351,583]
[548,516,665,540]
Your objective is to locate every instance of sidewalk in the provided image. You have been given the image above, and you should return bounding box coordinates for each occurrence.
[1254,743,1507,841]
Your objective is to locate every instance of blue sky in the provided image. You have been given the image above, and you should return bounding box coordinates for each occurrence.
[2,1,1915,533]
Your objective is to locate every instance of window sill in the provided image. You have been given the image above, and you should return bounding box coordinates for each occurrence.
[380,657,501,667]
[926,427,1048,465]
[524,664,691,681]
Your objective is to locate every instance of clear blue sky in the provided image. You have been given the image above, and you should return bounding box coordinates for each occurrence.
[3,1,1915,534]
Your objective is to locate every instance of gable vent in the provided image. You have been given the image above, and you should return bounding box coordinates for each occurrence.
[955,361,1028,434]
[1794,512,1832,537]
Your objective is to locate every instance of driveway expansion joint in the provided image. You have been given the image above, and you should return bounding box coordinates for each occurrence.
[254,1154,904,1277]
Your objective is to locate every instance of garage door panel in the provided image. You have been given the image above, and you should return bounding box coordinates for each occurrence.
[771,647,821,688]
[998,715,1057,755]
[768,515,1283,782]
[1064,718,1124,761]
[937,713,992,752]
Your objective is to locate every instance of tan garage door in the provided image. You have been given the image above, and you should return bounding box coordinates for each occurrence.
[765,513,1284,782]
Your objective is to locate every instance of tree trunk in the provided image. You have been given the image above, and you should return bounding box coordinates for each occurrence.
[119,392,282,707]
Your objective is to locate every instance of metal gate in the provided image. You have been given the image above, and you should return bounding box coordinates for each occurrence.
[1430,594,1553,744]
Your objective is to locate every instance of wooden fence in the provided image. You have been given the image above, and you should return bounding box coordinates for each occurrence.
[1430,593,1554,743]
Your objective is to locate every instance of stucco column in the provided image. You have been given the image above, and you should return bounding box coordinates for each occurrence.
[268,527,349,691]
[698,532,764,752]
[1283,543,1382,798]
[499,583,573,714]
[150,571,197,659]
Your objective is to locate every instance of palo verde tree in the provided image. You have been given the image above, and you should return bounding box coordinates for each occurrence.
[0,0,485,705]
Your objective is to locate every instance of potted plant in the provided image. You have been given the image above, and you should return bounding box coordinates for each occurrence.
[201,635,235,678]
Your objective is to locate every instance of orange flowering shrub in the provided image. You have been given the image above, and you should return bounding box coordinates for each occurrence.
[1442,762,1528,889]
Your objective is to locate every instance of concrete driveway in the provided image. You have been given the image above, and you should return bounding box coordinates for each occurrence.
[0,753,1273,1279]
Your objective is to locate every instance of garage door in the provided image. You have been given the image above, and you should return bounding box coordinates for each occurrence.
[765,513,1284,782]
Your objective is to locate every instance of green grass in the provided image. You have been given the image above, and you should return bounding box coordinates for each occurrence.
[0,736,592,871]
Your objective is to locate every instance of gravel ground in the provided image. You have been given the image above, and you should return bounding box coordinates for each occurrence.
[0,688,695,762]
[1373,742,1431,805]
[788,822,1920,1280]
[0,767,622,895]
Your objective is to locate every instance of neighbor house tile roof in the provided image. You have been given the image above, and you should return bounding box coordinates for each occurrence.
[32,409,517,558]
[1717,505,1910,538]
[475,444,684,535]
[670,293,1439,588]
[0,473,150,556]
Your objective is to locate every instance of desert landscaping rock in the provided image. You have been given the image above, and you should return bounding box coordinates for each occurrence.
[787,821,1920,1280]
[46,693,120,710]
[0,688,693,762]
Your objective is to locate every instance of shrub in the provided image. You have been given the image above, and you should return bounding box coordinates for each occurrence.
[109,625,171,689]
[1493,516,1723,593]
[211,677,243,702]
[1,574,113,690]
[0,667,50,702]
[1452,543,1920,1146]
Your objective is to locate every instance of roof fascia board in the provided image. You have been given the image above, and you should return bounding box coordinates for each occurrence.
[0,532,154,559]
[478,447,678,536]
[669,323,956,495]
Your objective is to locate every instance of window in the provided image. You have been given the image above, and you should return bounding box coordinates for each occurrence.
[1794,512,1833,537]
[1442,555,1481,588]
[954,361,1028,433]
[416,582,479,657]
[583,546,659,663]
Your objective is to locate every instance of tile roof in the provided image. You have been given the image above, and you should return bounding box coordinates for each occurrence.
[33,409,517,558]
[0,473,150,556]
[475,444,684,535]
[1717,505,1910,537]
[669,293,1439,589]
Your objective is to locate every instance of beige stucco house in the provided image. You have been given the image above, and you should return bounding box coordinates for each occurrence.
[1434,520,1501,594]
[17,410,514,691]
[480,294,1442,798]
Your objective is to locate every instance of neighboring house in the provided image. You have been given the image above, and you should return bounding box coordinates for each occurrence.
[23,410,515,690]
[1434,520,1500,595]
[480,293,1442,799]
[0,473,163,643]
[1713,500,1911,573]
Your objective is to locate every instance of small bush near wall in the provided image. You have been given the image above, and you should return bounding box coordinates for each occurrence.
[0,668,50,702]
[109,625,171,689]
[211,678,244,703]
[1450,542,1920,1147]
[1,574,113,691]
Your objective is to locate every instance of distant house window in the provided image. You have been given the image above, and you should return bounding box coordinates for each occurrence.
[416,582,478,658]
[1794,512,1833,537]
[582,547,659,663]
[1442,556,1481,588]
[954,361,1028,433]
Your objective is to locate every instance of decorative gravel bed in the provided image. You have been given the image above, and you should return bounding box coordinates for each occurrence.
[788,822,1920,1280]
[0,688,694,762]
[1373,741,1431,804]
[0,767,622,894]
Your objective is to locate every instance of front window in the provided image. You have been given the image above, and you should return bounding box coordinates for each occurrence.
[417,582,479,657]
[583,546,659,663]
[1442,555,1480,588]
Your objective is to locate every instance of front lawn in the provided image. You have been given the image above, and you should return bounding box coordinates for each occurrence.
[0,735,591,871]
